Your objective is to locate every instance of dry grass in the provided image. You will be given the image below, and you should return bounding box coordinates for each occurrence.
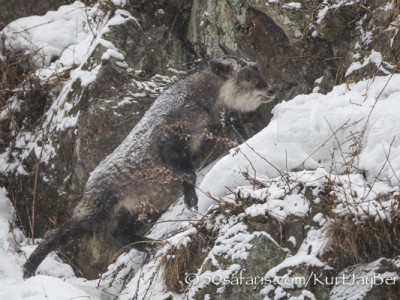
[1,51,65,238]
[321,176,400,268]
[159,228,214,293]
[0,50,67,136]
[324,213,400,268]
[0,52,32,153]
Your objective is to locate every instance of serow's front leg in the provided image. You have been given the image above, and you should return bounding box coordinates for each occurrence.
[225,111,248,144]
[182,177,198,209]
[160,134,198,210]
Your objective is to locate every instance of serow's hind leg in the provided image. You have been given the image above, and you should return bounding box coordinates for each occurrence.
[112,208,158,252]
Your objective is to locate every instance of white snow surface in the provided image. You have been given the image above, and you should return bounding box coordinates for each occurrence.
[110,0,127,7]
[282,2,302,9]
[345,50,390,77]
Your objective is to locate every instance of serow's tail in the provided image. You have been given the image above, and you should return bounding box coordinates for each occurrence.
[23,216,96,278]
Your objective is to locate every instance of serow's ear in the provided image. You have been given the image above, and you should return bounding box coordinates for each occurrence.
[210,59,232,79]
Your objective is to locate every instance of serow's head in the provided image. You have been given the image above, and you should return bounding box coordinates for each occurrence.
[211,58,275,113]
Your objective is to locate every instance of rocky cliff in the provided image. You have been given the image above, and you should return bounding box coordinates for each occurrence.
[1,0,400,299]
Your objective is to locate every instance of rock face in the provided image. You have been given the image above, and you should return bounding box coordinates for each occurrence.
[188,0,331,98]
[1,0,400,286]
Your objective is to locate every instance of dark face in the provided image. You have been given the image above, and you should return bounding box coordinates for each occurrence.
[210,58,275,112]
[236,65,275,102]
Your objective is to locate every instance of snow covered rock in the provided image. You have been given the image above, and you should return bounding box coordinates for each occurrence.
[104,169,399,299]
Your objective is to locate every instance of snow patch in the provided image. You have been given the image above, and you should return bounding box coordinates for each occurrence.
[1,2,94,68]
[282,2,302,9]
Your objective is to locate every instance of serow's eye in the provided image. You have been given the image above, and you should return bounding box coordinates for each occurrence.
[255,81,265,89]
[267,87,274,95]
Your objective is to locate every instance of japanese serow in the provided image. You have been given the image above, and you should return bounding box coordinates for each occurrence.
[23,57,275,278]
